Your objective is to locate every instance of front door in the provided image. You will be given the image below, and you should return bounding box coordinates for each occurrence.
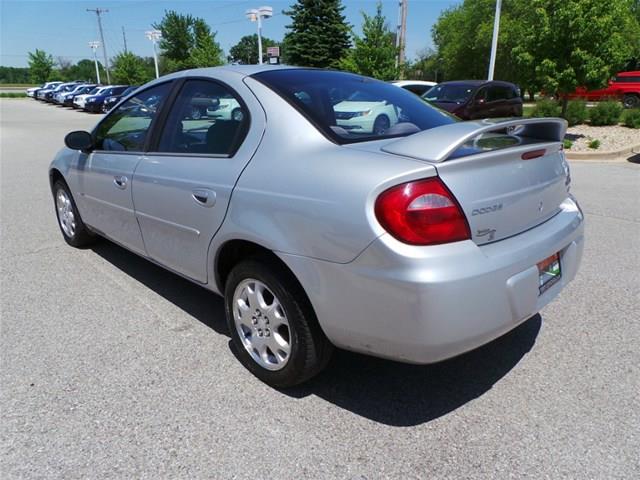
[132,78,264,283]
[75,82,174,255]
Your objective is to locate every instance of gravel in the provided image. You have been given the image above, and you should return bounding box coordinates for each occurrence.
[566,124,640,152]
[1,99,639,479]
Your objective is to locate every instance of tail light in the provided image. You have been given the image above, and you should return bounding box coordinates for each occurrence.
[374,177,470,245]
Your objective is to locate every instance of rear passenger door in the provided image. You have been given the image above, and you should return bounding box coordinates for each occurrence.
[132,77,265,283]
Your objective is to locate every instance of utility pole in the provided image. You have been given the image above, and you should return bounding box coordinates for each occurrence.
[145,30,162,79]
[488,0,502,80]
[88,41,101,84]
[87,8,110,83]
[395,0,408,78]
[122,26,128,53]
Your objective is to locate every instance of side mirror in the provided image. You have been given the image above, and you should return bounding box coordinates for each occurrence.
[65,130,94,151]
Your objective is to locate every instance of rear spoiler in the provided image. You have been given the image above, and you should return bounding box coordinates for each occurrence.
[381,117,568,163]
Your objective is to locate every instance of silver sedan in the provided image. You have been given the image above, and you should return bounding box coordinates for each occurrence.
[49,66,584,387]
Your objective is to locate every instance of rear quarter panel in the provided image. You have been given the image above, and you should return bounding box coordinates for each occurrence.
[209,77,436,270]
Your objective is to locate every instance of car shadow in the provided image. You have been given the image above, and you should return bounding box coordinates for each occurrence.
[564,132,585,141]
[91,240,541,427]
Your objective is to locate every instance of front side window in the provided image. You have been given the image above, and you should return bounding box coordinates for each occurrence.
[94,82,172,152]
[157,79,249,156]
[255,69,455,144]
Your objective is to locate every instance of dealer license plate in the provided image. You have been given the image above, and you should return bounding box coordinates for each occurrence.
[537,253,561,295]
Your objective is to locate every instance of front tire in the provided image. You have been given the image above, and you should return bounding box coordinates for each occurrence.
[52,180,96,248]
[224,258,332,387]
[372,115,390,135]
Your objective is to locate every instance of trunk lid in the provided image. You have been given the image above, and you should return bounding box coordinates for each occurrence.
[378,118,570,245]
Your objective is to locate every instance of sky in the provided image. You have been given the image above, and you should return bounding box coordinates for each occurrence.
[0,0,460,68]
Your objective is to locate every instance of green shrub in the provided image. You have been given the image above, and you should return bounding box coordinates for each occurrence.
[530,99,561,118]
[0,92,27,98]
[563,101,588,126]
[589,101,623,126]
[622,109,640,129]
[588,139,601,149]
[563,139,573,149]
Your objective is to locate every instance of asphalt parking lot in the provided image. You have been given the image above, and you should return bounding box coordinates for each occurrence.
[1,98,639,479]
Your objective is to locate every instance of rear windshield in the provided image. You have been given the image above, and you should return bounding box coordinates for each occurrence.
[253,69,456,144]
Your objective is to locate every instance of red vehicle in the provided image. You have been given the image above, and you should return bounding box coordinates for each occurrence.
[566,71,640,108]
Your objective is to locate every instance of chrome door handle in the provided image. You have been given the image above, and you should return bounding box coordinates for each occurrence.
[113,175,128,189]
[192,188,216,207]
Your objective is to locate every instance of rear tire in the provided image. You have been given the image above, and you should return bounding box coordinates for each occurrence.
[52,180,96,248]
[623,94,640,109]
[224,258,333,387]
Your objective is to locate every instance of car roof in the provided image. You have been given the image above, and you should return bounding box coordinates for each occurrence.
[617,71,640,76]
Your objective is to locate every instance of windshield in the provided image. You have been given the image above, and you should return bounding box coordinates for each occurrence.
[423,84,476,104]
[254,69,456,144]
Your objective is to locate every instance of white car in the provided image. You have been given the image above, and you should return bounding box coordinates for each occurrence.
[333,92,399,135]
[206,95,244,121]
[391,80,437,96]
[73,86,108,109]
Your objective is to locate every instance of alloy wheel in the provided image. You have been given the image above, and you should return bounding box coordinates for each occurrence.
[232,279,291,371]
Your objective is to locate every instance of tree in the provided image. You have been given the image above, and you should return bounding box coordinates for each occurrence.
[188,18,224,68]
[404,48,442,83]
[340,3,398,80]
[153,10,223,72]
[0,66,30,84]
[432,0,525,83]
[28,49,55,83]
[513,0,640,114]
[283,0,351,68]
[228,34,277,64]
[111,52,150,85]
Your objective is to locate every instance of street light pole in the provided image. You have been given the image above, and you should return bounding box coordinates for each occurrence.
[487,0,502,80]
[145,30,162,79]
[89,41,101,84]
[246,6,273,65]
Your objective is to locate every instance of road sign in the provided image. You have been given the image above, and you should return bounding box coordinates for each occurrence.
[267,46,280,58]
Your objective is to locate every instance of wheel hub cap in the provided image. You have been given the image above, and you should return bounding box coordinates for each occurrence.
[56,189,76,238]
[232,279,291,371]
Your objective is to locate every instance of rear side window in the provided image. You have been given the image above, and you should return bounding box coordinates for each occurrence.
[487,86,511,101]
[94,82,172,152]
[156,79,249,156]
[255,69,456,144]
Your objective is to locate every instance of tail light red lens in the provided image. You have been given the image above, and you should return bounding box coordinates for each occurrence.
[374,177,471,245]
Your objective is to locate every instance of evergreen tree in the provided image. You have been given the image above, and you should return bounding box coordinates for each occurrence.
[340,3,398,80]
[188,19,224,68]
[28,49,55,83]
[283,0,351,68]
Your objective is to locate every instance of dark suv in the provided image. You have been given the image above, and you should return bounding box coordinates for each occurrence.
[423,80,523,119]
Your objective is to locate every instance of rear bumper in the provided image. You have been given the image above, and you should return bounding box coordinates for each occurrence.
[280,196,584,364]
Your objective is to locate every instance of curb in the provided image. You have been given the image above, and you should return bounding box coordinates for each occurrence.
[565,142,640,161]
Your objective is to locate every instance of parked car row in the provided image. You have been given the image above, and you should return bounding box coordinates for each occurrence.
[27,81,138,113]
